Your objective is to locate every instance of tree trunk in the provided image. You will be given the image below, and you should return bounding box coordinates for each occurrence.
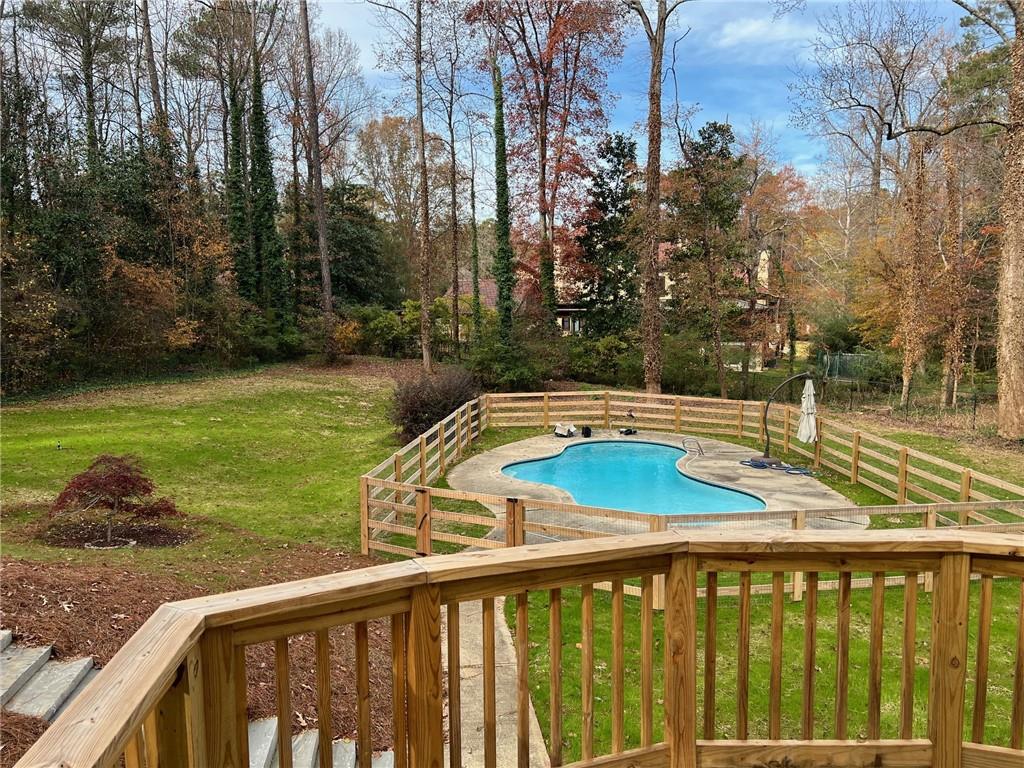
[997,16,1024,439]
[538,84,556,314]
[298,0,335,343]
[448,116,460,359]
[492,58,515,346]
[140,0,165,130]
[469,140,482,340]
[638,3,667,395]
[415,0,432,373]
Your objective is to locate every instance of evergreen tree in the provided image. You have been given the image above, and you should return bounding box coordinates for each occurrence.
[492,60,515,346]
[575,133,640,337]
[248,43,292,321]
[226,81,254,302]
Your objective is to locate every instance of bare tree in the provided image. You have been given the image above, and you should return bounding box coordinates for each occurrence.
[623,0,697,394]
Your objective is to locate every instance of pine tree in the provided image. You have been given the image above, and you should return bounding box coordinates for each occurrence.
[492,60,515,346]
[248,42,292,322]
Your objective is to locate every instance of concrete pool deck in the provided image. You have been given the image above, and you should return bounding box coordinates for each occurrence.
[447,430,867,533]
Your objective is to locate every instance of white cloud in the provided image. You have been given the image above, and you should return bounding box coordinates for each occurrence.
[714,17,816,49]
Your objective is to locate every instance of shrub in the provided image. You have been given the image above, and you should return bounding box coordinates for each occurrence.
[331,319,362,357]
[391,368,480,442]
[366,311,409,357]
[51,454,181,545]
[467,334,547,391]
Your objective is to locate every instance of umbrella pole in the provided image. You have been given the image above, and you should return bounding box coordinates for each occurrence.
[756,371,813,464]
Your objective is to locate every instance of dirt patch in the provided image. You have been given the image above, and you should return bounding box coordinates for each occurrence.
[0,548,397,763]
[38,521,196,549]
[0,711,49,768]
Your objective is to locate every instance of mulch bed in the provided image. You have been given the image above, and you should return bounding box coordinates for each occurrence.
[0,547,397,764]
[38,521,196,549]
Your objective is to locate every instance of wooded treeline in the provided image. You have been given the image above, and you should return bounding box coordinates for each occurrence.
[1,0,1020,438]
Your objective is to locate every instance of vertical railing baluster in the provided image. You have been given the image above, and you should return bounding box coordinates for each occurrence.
[802,573,819,740]
[971,575,993,743]
[769,571,784,739]
[516,592,529,768]
[549,589,563,767]
[356,622,371,768]
[836,572,852,739]
[447,603,462,768]
[641,575,654,748]
[581,583,594,761]
[867,573,885,740]
[901,572,919,740]
[928,554,970,768]
[483,597,496,768]
[391,613,408,768]
[666,554,698,768]
[737,571,751,739]
[703,572,718,740]
[315,630,333,768]
[611,579,625,753]
[275,638,293,768]
[407,585,443,768]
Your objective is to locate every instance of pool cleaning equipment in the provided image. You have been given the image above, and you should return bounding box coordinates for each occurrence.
[553,423,576,438]
[503,440,765,515]
[739,458,814,476]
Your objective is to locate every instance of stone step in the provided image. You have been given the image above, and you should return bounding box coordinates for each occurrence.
[292,731,320,768]
[6,657,94,721]
[332,739,356,768]
[372,751,394,768]
[54,667,98,721]
[1,644,52,706]
[0,629,12,651]
[248,717,279,768]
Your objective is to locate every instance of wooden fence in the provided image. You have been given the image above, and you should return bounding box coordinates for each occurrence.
[17,529,1024,768]
[360,391,1024,570]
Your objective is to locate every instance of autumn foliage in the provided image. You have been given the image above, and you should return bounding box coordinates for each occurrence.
[51,455,181,545]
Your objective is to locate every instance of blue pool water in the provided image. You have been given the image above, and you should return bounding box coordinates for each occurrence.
[502,441,765,515]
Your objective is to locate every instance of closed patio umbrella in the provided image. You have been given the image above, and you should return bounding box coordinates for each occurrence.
[796,378,817,444]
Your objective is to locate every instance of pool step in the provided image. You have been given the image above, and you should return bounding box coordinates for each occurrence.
[6,657,95,721]
[1,643,53,706]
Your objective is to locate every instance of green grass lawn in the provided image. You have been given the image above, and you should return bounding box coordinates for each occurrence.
[1,363,404,578]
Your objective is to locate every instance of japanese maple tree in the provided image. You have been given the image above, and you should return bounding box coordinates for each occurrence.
[51,455,180,545]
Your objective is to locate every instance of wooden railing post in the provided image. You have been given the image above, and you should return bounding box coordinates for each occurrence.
[155,651,204,768]
[199,628,246,768]
[604,391,611,428]
[851,431,862,484]
[650,516,667,610]
[665,554,698,768]
[407,585,443,768]
[415,489,432,556]
[897,447,909,504]
[792,510,806,602]
[928,553,970,768]
[924,510,937,592]
[543,393,550,429]
[419,435,427,484]
[360,476,369,556]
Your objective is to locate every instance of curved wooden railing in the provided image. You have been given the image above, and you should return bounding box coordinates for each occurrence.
[16,529,1024,768]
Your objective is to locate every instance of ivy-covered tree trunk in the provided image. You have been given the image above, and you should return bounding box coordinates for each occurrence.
[226,81,254,302]
[414,0,432,373]
[469,158,483,340]
[492,59,515,346]
[998,17,1024,439]
[249,38,292,323]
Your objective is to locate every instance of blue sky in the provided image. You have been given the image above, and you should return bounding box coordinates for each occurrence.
[318,0,964,177]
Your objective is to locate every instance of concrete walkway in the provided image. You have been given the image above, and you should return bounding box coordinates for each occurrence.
[443,599,549,768]
[447,430,866,533]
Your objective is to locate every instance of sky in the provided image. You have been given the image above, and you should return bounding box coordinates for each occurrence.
[317,0,965,178]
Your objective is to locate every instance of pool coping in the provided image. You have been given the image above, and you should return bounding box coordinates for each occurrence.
[446,429,867,534]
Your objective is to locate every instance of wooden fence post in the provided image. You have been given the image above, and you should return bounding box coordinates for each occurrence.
[415,489,432,556]
[604,391,611,428]
[438,422,446,475]
[897,448,909,504]
[928,553,970,768]
[792,510,806,602]
[419,435,427,484]
[736,402,744,437]
[505,498,519,548]
[851,432,862,484]
[783,407,791,454]
[407,585,443,768]
[543,393,550,429]
[674,397,682,432]
[360,477,369,556]
[650,516,667,611]
[958,470,973,521]
[665,554,698,768]
[759,403,767,443]
[813,417,823,469]
[455,410,463,460]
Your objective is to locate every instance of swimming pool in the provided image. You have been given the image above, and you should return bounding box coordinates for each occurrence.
[501,440,765,515]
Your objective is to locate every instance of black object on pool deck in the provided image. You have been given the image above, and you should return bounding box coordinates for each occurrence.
[754,370,814,466]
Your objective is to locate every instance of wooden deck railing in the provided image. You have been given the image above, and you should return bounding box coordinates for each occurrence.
[16,529,1024,768]
[360,391,1024,565]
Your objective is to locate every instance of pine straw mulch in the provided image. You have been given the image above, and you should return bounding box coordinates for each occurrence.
[1,545,398,764]
[0,712,50,768]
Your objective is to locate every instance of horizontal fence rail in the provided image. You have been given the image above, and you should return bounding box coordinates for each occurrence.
[360,392,1024,584]
[16,530,1024,768]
